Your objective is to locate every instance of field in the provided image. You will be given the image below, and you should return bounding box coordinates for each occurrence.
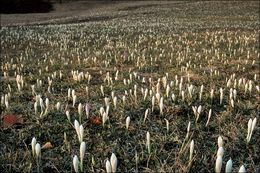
[0,1,259,172]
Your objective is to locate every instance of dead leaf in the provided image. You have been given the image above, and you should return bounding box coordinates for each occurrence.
[2,114,24,128]
[89,116,102,125]
[42,142,53,149]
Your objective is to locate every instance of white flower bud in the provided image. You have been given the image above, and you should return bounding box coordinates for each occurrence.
[126,116,130,130]
[110,153,117,173]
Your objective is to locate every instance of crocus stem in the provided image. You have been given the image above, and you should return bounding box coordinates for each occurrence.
[80,162,83,172]
[37,156,41,173]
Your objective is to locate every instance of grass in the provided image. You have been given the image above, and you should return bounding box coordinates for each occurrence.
[0,1,259,173]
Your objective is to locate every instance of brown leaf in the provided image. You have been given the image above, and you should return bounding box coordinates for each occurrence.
[2,114,24,128]
[42,142,53,150]
[89,116,102,125]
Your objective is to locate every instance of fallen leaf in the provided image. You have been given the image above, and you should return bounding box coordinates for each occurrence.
[90,116,102,125]
[42,142,53,149]
[2,114,24,128]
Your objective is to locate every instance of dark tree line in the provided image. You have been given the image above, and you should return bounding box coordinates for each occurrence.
[0,0,53,14]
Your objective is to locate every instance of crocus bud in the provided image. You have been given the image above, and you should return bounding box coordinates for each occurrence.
[73,95,77,107]
[189,140,194,161]
[206,109,212,127]
[85,103,90,119]
[215,156,222,173]
[152,96,155,112]
[165,119,169,133]
[78,103,83,123]
[181,90,185,101]
[166,85,170,98]
[56,102,61,111]
[101,85,104,96]
[80,142,86,171]
[186,122,191,138]
[146,131,151,154]
[144,88,148,100]
[230,99,234,108]
[79,125,84,143]
[238,165,246,173]
[31,137,37,157]
[102,112,108,127]
[156,93,160,104]
[34,102,38,115]
[122,95,126,106]
[106,160,112,173]
[199,85,204,101]
[171,93,176,102]
[40,98,44,112]
[159,97,164,115]
[74,120,80,141]
[73,155,79,173]
[247,117,257,143]
[126,116,130,130]
[210,89,214,100]
[113,96,117,109]
[220,88,223,105]
[225,158,232,173]
[144,109,149,123]
[110,153,117,173]
[45,98,49,110]
[66,110,70,122]
[35,143,41,158]
[78,103,83,116]
[218,136,223,148]
[217,147,224,157]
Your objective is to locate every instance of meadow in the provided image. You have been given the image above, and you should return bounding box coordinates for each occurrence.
[0,1,259,172]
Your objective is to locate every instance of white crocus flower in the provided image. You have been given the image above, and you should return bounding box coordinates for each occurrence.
[151,96,155,112]
[159,97,164,115]
[113,96,117,109]
[85,103,90,119]
[56,102,61,111]
[225,158,232,173]
[189,140,194,161]
[65,110,70,122]
[35,143,41,159]
[105,97,110,107]
[126,116,130,130]
[186,121,191,139]
[31,137,37,157]
[110,153,117,173]
[73,155,79,173]
[106,160,112,173]
[101,85,104,96]
[218,136,223,148]
[68,88,71,100]
[102,112,108,127]
[220,88,223,105]
[34,102,38,115]
[206,109,212,127]
[74,120,80,141]
[78,103,83,123]
[146,131,151,154]
[247,117,257,143]
[72,95,77,107]
[199,85,204,101]
[80,142,86,172]
[217,147,224,157]
[79,125,84,143]
[165,119,169,133]
[215,156,222,173]
[144,109,149,123]
[238,165,246,173]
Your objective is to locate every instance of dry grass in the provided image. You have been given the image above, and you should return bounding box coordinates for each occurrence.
[0,1,259,173]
